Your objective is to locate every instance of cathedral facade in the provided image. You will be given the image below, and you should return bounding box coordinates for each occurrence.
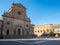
[0,3,34,38]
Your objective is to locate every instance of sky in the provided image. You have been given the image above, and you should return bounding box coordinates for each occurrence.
[0,0,60,25]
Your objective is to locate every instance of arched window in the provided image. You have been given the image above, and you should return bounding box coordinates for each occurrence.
[18,28,20,35]
[47,29,49,32]
[7,29,9,35]
[40,30,42,32]
[38,30,39,32]
[43,30,45,33]
[35,31,37,33]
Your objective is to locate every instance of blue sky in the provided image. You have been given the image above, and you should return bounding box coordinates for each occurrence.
[0,0,60,25]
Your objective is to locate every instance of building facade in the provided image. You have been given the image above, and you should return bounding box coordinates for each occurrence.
[0,3,60,38]
[0,3,33,38]
[33,24,60,37]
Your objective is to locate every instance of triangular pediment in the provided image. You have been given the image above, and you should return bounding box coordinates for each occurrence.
[2,3,30,22]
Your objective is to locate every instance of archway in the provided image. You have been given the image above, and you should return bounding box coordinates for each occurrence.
[18,28,21,35]
[15,25,22,35]
[7,29,9,35]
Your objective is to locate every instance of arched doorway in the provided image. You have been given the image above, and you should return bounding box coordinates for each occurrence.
[15,25,22,35]
[18,28,20,35]
[7,29,9,35]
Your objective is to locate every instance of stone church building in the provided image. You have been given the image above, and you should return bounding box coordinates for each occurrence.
[0,3,34,38]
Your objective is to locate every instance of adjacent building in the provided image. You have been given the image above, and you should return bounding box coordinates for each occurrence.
[33,24,60,37]
[33,24,54,37]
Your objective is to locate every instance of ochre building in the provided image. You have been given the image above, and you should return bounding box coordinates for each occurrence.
[33,24,60,37]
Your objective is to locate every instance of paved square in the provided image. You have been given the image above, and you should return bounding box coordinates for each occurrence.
[0,39,60,45]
